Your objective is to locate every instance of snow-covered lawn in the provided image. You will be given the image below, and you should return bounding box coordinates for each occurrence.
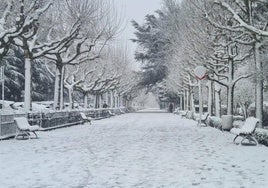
[0,113,267,188]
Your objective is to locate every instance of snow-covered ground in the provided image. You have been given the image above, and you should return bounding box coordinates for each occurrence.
[0,113,268,188]
[137,108,167,113]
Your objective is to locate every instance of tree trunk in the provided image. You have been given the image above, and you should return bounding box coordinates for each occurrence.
[207,80,213,116]
[105,92,109,106]
[84,92,88,108]
[110,91,114,108]
[186,89,189,110]
[198,80,203,116]
[227,85,234,115]
[55,64,63,110]
[255,43,263,127]
[60,66,65,110]
[53,69,60,110]
[227,57,234,115]
[190,90,195,113]
[24,57,32,112]
[68,88,73,110]
[183,90,186,110]
[114,92,118,108]
[99,94,102,108]
[94,94,98,108]
[215,83,221,117]
[240,102,247,119]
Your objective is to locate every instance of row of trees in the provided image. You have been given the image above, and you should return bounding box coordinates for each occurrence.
[0,0,140,111]
[132,0,268,127]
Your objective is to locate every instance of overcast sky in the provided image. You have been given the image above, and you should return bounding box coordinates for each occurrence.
[118,0,162,67]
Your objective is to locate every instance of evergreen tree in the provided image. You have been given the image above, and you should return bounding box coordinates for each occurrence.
[132,11,171,87]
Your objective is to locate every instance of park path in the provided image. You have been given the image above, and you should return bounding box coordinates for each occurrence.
[0,112,268,188]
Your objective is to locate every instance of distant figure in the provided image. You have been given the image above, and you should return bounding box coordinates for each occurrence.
[168,103,174,113]
[102,102,108,108]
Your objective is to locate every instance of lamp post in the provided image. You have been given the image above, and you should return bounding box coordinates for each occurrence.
[194,66,207,127]
[0,66,4,137]
[0,66,4,108]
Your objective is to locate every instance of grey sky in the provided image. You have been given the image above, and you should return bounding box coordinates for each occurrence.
[118,0,162,66]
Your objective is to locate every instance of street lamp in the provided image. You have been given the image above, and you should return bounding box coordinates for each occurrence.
[194,66,207,127]
[0,66,4,109]
[0,66,4,137]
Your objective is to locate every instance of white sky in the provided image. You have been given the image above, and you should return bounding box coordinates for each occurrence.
[117,0,162,68]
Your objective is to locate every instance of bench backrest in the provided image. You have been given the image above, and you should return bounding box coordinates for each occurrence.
[202,113,209,120]
[181,111,188,116]
[14,117,31,130]
[80,112,87,119]
[242,117,259,133]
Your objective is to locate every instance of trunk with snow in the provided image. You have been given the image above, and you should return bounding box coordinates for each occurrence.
[115,93,118,108]
[239,102,248,119]
[255,43,263,127]
[105,92,109,106]
[186,90,189,110]
[24,58,32,112]
[183,90,186,110]
[99,94,102,108]
[67,88,73,110]
[227,58,235,115]
[198,80,203,116]
[60,67,65,110]
[84,92,88,108]
[227,85,234,115]
[207,80,213,116]
[215,84,221,117]
[53,69,60,110]
[179,94,183,110]
[94,94,97,108]
[110,91,114,108]
[190,91,195,113]
[118,95,121,107]
[54,64,64,110]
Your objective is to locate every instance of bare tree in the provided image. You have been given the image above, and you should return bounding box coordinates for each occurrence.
[44,0,122,110]
[206,0,268,126]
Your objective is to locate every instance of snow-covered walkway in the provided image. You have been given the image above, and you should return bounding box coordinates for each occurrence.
[0,113,268,188]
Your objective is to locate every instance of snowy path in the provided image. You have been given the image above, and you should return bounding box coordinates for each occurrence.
[0,113,268,188]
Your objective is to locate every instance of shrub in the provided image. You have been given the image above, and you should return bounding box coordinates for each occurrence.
[208,116,222,129]
[254,128,268,146]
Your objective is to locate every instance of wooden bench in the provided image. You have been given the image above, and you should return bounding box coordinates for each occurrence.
[173,108,180,115]
[14,117,40,139]
[230,117,259,145]
[196,113,209,126]
[80,112,92,125]
[180,111,188,118]
[108,110,116,117]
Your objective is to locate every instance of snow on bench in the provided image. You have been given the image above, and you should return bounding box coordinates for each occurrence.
[230,117,259,145]
[14,117,40,139]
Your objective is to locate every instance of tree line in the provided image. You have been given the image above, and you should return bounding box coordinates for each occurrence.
[0,0,139,111]
[132,0,268,127]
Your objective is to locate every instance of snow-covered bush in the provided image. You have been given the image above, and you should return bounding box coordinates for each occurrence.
[186,111,194,119]
[208,116,222,129]
[254,128,268,147]
[248,102,268,127]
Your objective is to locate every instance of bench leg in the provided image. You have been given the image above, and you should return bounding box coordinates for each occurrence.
[15,131,30,140]
[241,135,258,146]
[233,135,239,143]
[32,131,38,139]
[15,131,20,140]
[248,136,258,146]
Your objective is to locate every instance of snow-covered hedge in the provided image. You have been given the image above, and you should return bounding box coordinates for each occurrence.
[28,108,127,129]
[0,108,127,138]
[254,128,268,146]
[208,116,222,129]
[248,102,268,126]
